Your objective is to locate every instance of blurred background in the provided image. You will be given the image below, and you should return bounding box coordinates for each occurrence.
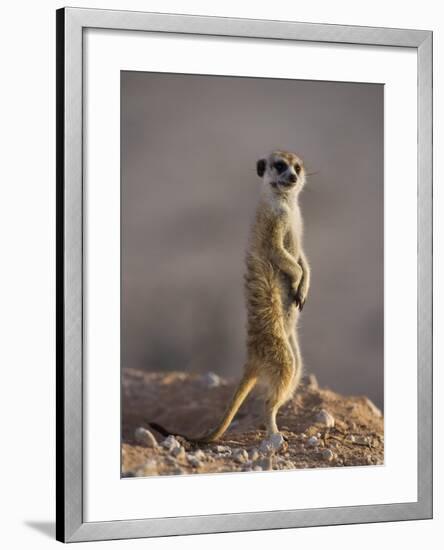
[121,71,384,408]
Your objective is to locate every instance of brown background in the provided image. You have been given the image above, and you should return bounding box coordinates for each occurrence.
[121,71,384,408]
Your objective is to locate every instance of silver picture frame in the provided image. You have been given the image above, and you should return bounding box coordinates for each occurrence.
[56,6,433,543]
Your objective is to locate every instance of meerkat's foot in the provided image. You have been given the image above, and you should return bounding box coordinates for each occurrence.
[260,431,287,453]
[265,430,288,441]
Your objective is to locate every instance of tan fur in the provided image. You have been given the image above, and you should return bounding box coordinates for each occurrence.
[150,150,310,442]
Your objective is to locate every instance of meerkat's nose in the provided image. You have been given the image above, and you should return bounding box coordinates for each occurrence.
[288,174,297,183]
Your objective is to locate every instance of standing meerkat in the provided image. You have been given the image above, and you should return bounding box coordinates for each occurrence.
[150,150,310,442]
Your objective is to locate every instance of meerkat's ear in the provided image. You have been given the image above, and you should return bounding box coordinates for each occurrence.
[256,158,267,177]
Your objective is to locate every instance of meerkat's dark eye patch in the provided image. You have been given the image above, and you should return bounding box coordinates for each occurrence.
[256,159,267,177]
[294,163,301,175]
[273,160,288,174]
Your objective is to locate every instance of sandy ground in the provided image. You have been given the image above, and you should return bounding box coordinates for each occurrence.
[122,368,384,477]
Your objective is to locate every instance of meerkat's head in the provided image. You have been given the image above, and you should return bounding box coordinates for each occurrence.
[256,150,306,196]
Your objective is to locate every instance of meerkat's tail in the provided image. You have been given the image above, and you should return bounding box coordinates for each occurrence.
[148,371,257,444]
[196,372,258,443]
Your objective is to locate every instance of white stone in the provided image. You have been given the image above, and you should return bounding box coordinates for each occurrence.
[134,427,158,448]
[193,449,206,461]
[215,445,231,454]
[161,435,181,453]
[202,372,222,388]
[315,409,335,428]
[233,448,249,463]
[307,436,319,447]
[187,455,203,468]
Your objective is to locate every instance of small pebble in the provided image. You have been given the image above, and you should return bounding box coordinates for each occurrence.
[187,455,203,468]
[193,449,206,460]
[307,436,319,447]
[215,445,231,454]
[201,372,222,388]
[161,435,180,452]
[172,467,185,475]
[233,448,249,463]
[249,448,260,461]
[321,449,334,462]
[315,409,335,428]
[134,427,158,448]
[366,455,373,465]
[253,465,263,471]
[171,445,185,460]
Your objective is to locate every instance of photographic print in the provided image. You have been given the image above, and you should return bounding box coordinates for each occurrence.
[121,71,384,477]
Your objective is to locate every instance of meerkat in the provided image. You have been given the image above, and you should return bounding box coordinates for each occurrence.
[150,150,310,442]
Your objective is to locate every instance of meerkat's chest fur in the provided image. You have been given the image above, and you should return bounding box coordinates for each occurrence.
[268,194,303,254]
[284,204,302,253]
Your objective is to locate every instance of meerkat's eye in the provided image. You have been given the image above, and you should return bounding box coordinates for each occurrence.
[273,161,287,174]
[294,164,301,175]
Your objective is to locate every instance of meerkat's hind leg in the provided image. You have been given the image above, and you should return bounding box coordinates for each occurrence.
[263,339,296,437]
[288,331,303,395]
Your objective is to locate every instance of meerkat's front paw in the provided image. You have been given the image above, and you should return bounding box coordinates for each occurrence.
[292,285,306,311]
